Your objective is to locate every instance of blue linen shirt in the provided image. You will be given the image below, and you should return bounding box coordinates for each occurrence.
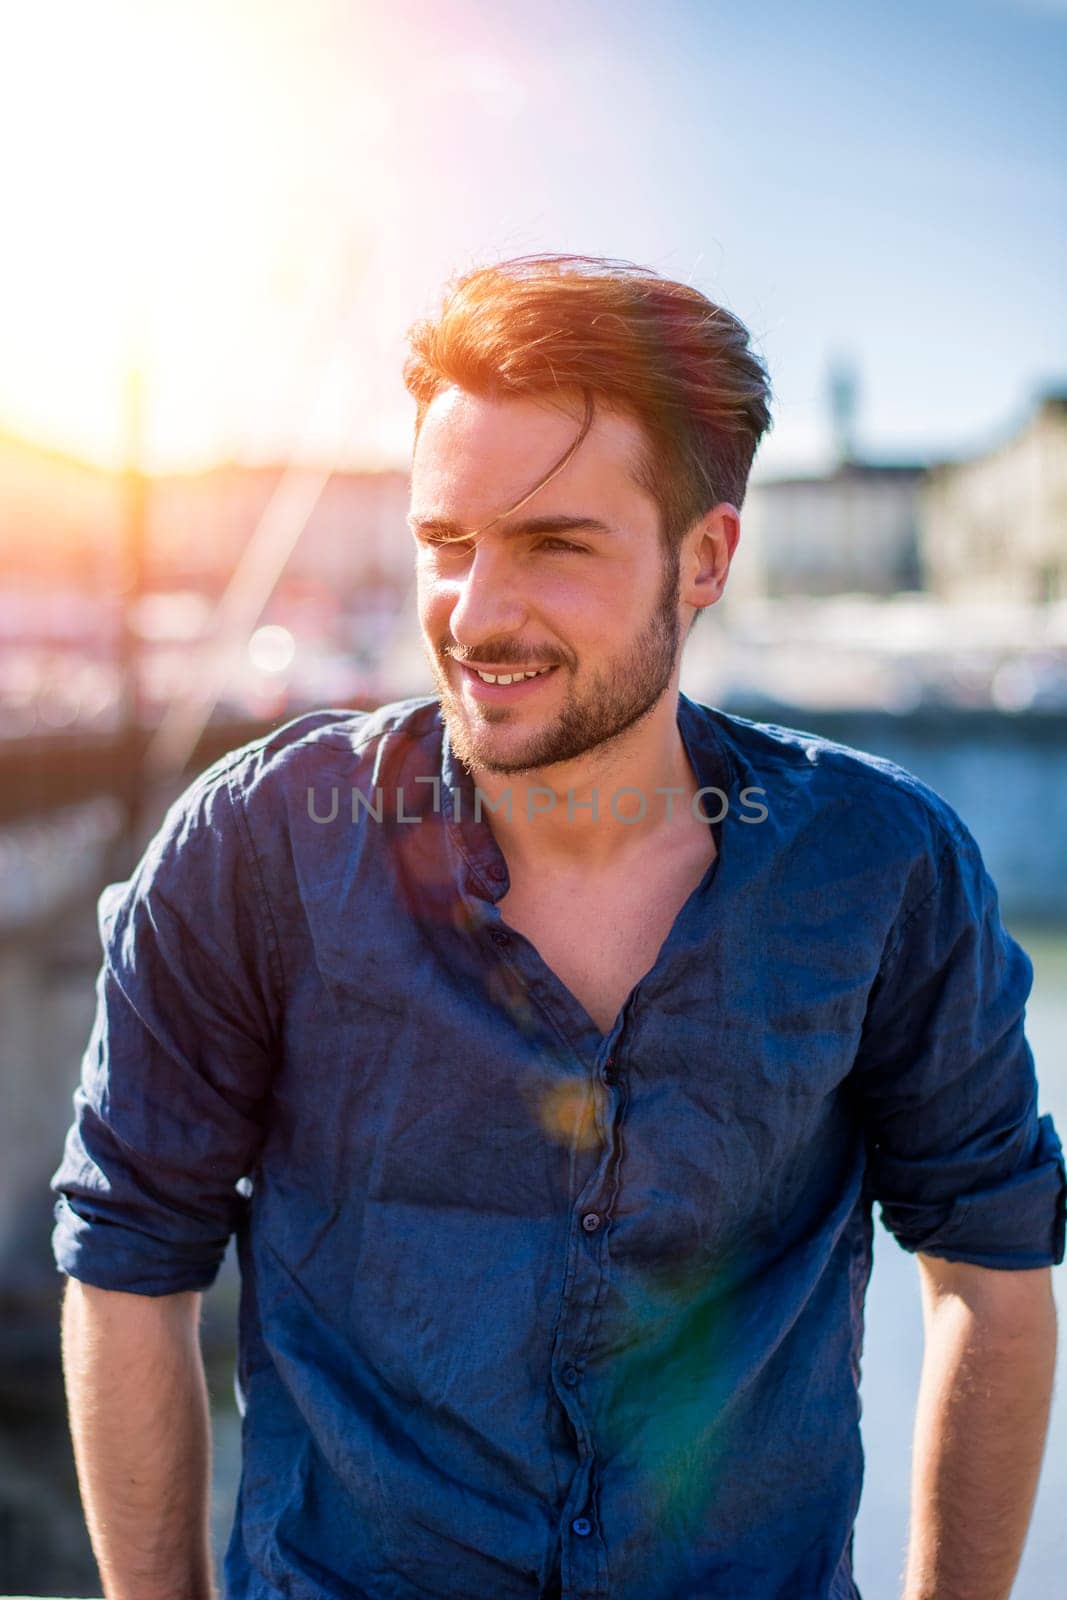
[51,691,1066,1600]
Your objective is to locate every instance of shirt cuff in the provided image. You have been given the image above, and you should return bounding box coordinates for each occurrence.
[51,1196,229,1296]
[879,1113,1067,1270]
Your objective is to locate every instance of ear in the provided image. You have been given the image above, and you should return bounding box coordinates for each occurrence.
[680,502,741,613]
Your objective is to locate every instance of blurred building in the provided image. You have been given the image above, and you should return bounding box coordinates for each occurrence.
[732,460,925,600]
[146,462,412,593]
[727,356,926,601]
[920,392,1067,605]
[0,433,412,598]
[0,430,123,591]
[0,435,416,736]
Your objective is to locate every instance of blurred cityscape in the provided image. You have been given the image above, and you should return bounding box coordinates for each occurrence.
[3,383,1066,747]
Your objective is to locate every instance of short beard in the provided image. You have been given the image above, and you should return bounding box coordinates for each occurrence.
[433,546,682,777]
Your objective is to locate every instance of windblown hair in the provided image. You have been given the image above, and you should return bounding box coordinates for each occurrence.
[403,253,773,549]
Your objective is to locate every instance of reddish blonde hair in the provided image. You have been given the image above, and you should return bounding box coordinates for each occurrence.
[403,253,772,548]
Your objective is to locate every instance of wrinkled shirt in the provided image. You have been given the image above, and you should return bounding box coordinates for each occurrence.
[51,691,1066,1600]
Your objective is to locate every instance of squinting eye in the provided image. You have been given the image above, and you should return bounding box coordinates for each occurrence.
[541,539,584,553]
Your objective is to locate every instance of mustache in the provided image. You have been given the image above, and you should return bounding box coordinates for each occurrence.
[442,647,565,669]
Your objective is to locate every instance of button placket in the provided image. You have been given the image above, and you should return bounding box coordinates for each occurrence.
[552,1040,626,1600]
[557,1450,603,1598]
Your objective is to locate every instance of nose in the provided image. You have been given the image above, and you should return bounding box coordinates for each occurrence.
[447,537,529,652]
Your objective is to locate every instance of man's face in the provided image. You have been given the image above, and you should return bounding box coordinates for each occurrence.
[409,386,684,776]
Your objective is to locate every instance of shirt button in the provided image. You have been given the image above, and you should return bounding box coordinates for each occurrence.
[581,1212,602,1233]
[572,1516,592,1537]
[600,1056,616,1084]
[490,928,511,948]
[562,1364,581,1387]
[488,861,507,883]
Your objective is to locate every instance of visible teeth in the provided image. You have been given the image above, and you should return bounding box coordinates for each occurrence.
[474,667,553,684]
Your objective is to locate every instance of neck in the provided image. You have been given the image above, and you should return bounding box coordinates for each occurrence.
[468,687,700,872]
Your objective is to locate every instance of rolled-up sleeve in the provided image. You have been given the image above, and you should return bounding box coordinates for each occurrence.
[50,755,281,1295]
[854,816,1066,1270]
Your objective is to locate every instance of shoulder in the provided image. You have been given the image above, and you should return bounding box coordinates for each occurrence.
[140,696,444,866]
[690,699,982,921]
[189,695,443,806]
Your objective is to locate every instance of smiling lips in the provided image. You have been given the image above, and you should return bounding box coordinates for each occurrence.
[456,661,560,698]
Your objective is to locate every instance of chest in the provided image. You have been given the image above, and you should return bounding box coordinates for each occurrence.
[495,828,718,1035]
[275,812,882,1246]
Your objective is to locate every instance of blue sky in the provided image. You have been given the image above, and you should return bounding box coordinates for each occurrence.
[1,0,1063,476]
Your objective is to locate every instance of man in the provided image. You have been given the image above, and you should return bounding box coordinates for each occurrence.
[52,254,1063,1600]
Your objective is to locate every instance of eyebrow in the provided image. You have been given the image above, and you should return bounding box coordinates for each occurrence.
[406,512,615,540]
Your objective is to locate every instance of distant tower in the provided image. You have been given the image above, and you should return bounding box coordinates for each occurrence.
[827,357,860,466]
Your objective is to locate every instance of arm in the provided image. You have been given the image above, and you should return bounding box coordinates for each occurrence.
[49,765,277,1588]
[61,1278,217,1600]
[902,1256,1058,1600]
